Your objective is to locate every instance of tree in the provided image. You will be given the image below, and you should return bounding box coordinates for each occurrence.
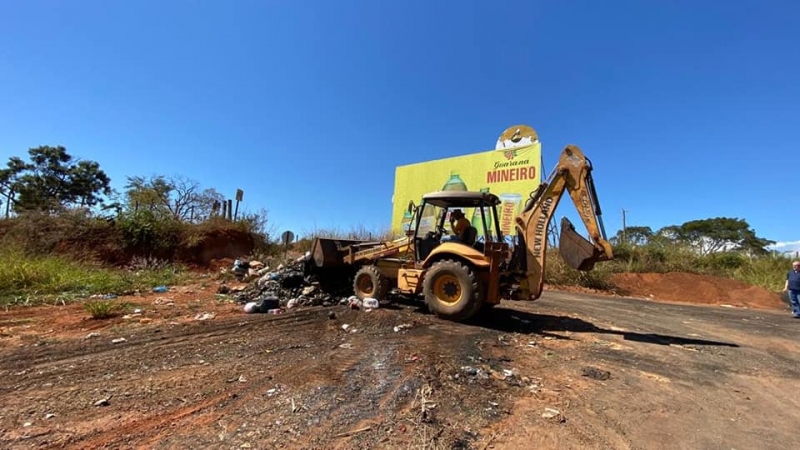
[123,174,225,222]
[611,225,654,246]
[673,217,775,255]
[0,146,112,214]
[0,156,26,216]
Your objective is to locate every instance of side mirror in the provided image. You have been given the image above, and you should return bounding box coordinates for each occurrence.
[407,200,416,214]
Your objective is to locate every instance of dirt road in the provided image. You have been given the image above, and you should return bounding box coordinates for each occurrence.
[1,290,799,449]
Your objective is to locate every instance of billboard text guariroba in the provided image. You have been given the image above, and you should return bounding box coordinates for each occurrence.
[391,142,542,238]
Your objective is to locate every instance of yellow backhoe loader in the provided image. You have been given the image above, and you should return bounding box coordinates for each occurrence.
[304,126,614,322]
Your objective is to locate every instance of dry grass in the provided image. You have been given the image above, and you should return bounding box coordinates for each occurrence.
[0,247,185,306]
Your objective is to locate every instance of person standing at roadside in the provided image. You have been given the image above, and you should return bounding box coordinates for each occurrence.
[783,261,800,318]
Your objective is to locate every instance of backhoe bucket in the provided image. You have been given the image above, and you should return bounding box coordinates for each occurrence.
[558,217,600,271]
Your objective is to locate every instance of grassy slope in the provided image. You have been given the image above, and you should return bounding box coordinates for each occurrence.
[0,220,789,306]
[0,249,185,306]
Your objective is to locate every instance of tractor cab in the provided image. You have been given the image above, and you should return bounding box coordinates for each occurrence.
[407,191,504,262]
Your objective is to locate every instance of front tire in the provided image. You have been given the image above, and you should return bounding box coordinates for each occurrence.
[353,265,389,301]
[423,259,483,322]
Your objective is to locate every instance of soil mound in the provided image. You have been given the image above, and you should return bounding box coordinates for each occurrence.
[610,272,784,310]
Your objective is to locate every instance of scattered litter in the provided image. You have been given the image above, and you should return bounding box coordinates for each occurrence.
[393,323,412,332]
[111,338,126,344]
[341,324,350,331]
[232,259,250,278]
[302,286,317,296]
[363,297,379,309]
[23,422,32,427]
[542,407,561,419]
[133,308,143,314]
[339,343,354,349]
[243,295,282,314]
[581,366,611,381]
[194,313,216,321]
[333,426,372,438]
[349,297,363,310]
[85,332,101,339]
[461,366,479,376]
[93,395,112,407]
[232,255,368,312]
[103,294,117,300]
[720,304,735,308]
[45,413,55,419]
[290,397,309,414]
[152,286,168,293]
[405,354,420,363]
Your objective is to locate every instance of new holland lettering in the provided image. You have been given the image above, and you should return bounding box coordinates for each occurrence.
[532,197,554,257]
[580,193,592,221]
[486,165,537,184]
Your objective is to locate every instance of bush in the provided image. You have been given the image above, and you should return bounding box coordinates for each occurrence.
[0,207,277,266]
[83,299,129,319]
[0,209,121,262]
[701,252,747,272]
[118,210,184,259]
[544,248,614,290]
[603,242,790,292]
[731,256,789,292]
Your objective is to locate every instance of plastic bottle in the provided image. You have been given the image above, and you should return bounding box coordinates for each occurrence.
[438,170,469,223]
[442,170,468,191]
[401,209,413,232]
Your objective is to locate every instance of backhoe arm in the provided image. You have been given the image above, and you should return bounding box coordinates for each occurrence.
[512,144,613,300]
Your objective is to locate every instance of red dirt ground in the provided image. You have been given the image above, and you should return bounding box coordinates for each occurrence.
[609,272,784,310]
[0,270,794,449]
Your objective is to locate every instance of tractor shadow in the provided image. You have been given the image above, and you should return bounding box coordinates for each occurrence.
[383,294,739,348]
[467,304,740,348]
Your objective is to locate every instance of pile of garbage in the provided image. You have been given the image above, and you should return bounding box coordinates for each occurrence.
[223,254,378,314]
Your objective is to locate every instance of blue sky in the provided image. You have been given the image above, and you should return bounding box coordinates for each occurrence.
[1,1,798,250]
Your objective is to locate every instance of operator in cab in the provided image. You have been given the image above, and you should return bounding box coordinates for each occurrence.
[442,209,470,243]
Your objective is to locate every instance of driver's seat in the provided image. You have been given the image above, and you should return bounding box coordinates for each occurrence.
[462,226,478,246]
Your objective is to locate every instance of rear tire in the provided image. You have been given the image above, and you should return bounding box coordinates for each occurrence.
[423,259,483,322]
[353,265,389,301]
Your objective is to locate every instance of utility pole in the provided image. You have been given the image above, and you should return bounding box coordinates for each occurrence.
[621,209,628,245]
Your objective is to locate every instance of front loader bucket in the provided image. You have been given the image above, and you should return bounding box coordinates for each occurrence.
[309,237,366,268]
[558,217,600,271]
